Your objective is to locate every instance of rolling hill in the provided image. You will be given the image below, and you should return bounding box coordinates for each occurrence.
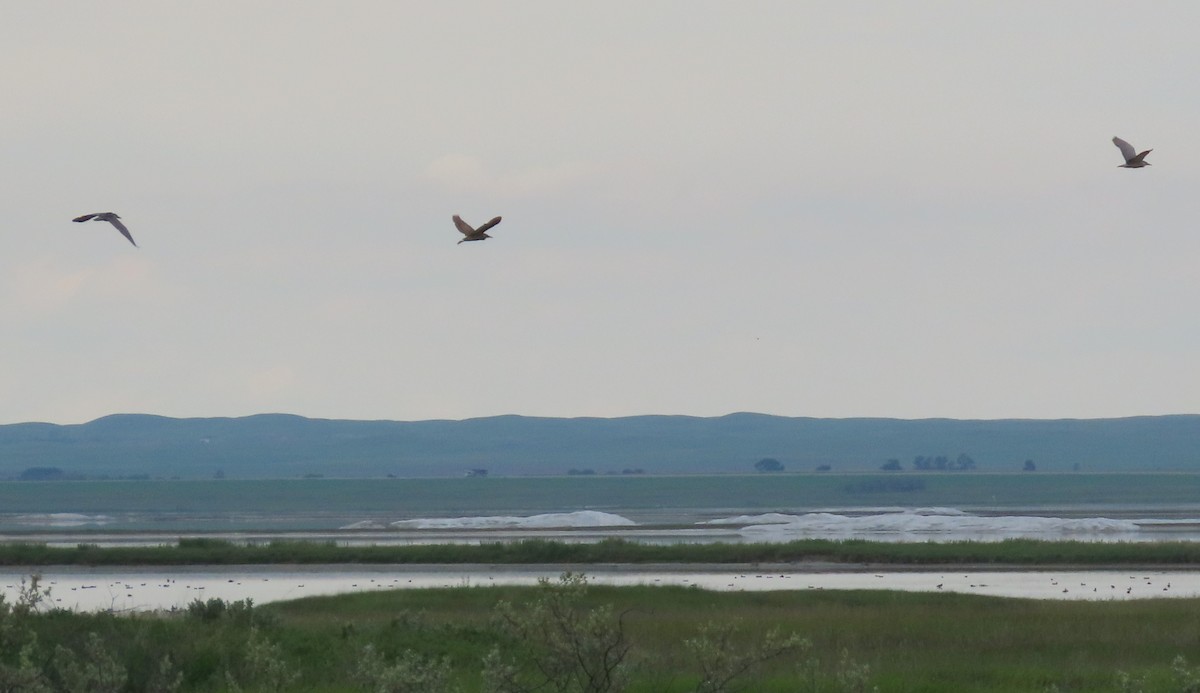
[0,412,1197,479]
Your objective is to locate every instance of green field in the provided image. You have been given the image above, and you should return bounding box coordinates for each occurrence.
[6,576,1200,691]
[2,473,1200,523]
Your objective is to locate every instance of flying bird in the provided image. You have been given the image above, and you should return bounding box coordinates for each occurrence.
[72,212,137,247]
[1112,137,1152,168]
[453,214,502,244]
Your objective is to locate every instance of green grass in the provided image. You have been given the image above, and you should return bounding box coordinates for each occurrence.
[4,536,1200,567]
[251,586,1200,692]
[10,583,1200,691]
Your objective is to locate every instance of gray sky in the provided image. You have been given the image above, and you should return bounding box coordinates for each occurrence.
[3,2,1198,424]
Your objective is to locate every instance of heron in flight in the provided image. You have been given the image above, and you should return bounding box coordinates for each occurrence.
[453,214,502,244]
[72,212,137,247]
[1112,137,1152,168]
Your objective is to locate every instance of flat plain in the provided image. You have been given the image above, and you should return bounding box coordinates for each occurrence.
[2,473,1199,525]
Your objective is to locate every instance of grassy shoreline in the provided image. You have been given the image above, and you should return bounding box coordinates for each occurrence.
[3,537,1200,567]
[8,579,1200,691]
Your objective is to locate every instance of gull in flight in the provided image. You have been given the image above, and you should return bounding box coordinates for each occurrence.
[1112,137,1152,168]
[453,214,502,244]
[72,212,137,247]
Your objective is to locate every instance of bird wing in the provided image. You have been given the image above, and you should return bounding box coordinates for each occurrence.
[452,215,475,236]
[1131,149,1152,164]
[106,217,137,247]
[72,213,99,223]
[474,216,502,234]
[1113,137,1137,162]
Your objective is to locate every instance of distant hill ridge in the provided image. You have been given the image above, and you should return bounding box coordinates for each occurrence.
[0,412,1197,479]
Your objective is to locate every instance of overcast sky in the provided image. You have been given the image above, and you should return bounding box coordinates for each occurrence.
[3,2,1198,424]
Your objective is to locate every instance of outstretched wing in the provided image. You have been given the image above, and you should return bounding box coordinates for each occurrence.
[474,216,502,234]
[72,213,99,223]
[106,217,137,247]
[452,215,475,236]
[1112,136,1137,163]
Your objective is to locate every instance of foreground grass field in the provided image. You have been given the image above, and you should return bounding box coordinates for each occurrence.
[4,536,1200,567]
[6,576,1200,692]
[268,583,1200,692]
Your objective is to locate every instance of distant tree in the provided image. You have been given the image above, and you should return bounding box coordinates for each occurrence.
[910,453,976,472]
[880,459,902,472]
[18,467,66,481]
[754,458,784,473]
[567,469,595,476]
[1023,460,1037,472]
[815,464,832,472]
[213,469,226,480]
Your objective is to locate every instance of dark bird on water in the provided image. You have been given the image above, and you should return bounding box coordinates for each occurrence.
[453,214,502,244]
[72,212,137,247]
[1112,136,1152,168]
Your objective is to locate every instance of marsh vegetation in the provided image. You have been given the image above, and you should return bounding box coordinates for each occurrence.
[5,537,1200,567]
[4,572,1200,691]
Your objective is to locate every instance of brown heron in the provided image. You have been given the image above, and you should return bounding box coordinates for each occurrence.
[72,212,137,246]
[453,214,502,244]
[1112,137,1152,168]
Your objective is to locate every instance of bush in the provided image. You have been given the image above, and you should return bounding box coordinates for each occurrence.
[684,621,809,693]
[487,572,631,693]
[356,644,455,693]
[185,598,256,625]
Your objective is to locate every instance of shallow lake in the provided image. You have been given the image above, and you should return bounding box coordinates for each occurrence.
[7,503,1200,611]
[6,475,1200,534]
[3,565,1197,612]
[9,506,1200,546]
